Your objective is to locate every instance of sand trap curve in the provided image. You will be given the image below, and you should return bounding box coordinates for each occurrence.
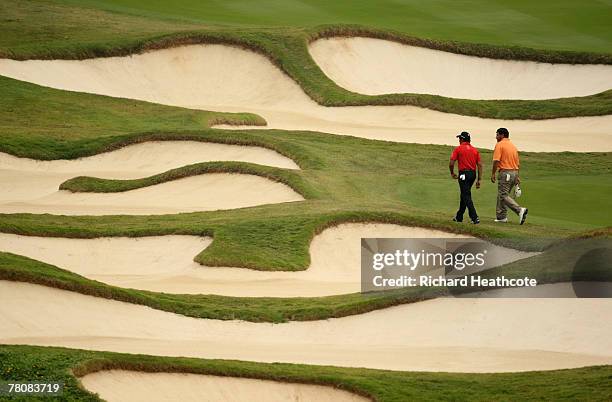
[0,141,302,215]
[80,370,369,402]
[0,141,299,173]
[309,37,612,100]
[2,280,611,373]
[0,174,303,215]
[1,45,610,152]
[0,224,536,297]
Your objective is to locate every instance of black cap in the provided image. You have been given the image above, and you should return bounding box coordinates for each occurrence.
[496,127,509,137]
[456,131,470,142]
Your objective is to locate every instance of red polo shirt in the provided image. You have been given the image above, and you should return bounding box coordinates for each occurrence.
[450,142,481,171]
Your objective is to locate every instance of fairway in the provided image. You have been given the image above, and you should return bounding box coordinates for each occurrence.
[59,0,612,52]
[397,175,612,229]
[0,1,611,401]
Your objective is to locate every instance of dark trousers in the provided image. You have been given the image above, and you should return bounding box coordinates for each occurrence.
[456,170,478,222]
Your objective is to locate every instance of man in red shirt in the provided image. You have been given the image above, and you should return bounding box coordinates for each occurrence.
[449,131,482,224]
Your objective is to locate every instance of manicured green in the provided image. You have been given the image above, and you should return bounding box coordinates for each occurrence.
[398,175,612,228]
[3,345,612,401]
[1,2,611,120]
[60,0,612,54]
[1,237,608,322]
[0,0,202,59]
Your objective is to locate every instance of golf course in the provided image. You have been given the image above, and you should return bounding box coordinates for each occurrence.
[0,0,611,400]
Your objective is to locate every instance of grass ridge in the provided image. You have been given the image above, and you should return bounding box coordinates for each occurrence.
[59,161,318,199]
[3,345,611,401]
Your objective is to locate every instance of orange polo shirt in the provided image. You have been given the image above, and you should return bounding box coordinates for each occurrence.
[492,138,520,170]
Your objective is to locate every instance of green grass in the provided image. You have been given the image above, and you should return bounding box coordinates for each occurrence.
[2,346,612,402]
[398,175,612,228]
[1,2,611,120]
[0,76,265,159]
[0,0,203,59]
[2,345,612,401]
[58,0,612,54]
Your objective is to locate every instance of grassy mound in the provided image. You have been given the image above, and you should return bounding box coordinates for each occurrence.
[1,345,611,401]
[59,162,313,198]
[0,76,266,160]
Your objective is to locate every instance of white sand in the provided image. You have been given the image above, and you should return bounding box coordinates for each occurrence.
[2,280,611,373]
[1,45,610,151]
[309,37,612,100]
[80,371,369,402]
[0,224,535,297]
[0,141,302,215]
[0,141,299,174]
[0,174,303,215]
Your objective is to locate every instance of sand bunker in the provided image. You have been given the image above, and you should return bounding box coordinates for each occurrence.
[309,37,612,100]
[1,45,610,152]
[80,370,369,402]
[0,141,302,215]
[0,224,536,297]
[2,280,611,373]
[0,174,303,215]
[0,141,299,173]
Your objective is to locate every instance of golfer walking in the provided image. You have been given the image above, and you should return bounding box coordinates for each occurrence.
[449,131,481,224]
[491,128,528,224]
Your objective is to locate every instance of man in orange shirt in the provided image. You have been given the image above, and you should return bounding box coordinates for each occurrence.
[491,128,528,224]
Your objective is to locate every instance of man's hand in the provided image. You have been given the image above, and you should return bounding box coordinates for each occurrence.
[476,180,481,189]
[451,173,458,179]
[491,160,499,184]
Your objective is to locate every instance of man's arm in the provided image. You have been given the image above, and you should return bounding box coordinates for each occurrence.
[476,161,482,188]
[449,159,458,179]
[491,160,499,183]
[491,143,501,183]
